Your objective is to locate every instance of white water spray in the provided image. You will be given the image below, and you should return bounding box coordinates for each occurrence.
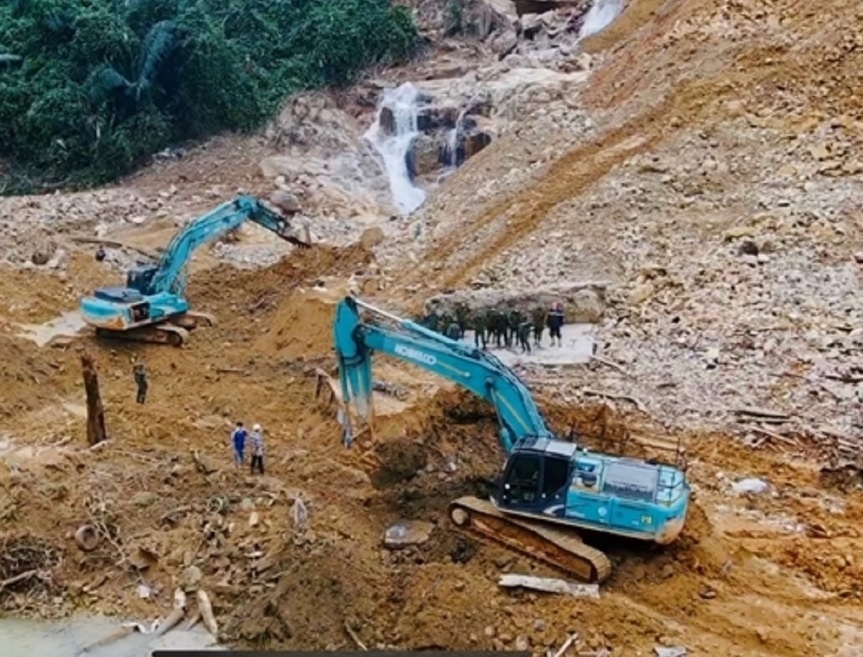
[579,0,626,39]
[364,82,427,215]
[444,107,469,169]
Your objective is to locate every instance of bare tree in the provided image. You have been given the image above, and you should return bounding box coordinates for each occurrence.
[81,353,107,445]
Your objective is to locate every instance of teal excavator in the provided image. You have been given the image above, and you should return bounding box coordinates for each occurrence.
[79,195,310,346]
[333,296,691,583]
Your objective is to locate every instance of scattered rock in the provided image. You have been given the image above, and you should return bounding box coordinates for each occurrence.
[270,191,301,214]
[383,520,435,548]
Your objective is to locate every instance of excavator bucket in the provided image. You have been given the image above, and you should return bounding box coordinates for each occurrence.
[333,297,374,421]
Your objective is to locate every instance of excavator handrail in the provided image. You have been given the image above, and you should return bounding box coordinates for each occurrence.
[334,295,554,455]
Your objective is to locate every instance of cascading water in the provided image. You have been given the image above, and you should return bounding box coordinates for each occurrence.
[444,107,468,169]
[579,0,626,39]
[364,82,427,215]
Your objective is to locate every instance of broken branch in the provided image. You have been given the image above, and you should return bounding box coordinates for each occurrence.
[344,620,368,650]
[0,568,39,591]
[590,355,631,378]
[581,388,648,414]
[733,406,790,420]
[553,634,580,657]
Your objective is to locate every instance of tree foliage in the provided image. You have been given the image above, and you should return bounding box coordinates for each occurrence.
[0,0,420,193]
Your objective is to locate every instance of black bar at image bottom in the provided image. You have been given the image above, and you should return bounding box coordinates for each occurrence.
[153,653,532,657]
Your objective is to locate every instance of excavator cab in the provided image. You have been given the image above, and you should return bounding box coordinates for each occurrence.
[497,438,573,517]
[126,264,159,295]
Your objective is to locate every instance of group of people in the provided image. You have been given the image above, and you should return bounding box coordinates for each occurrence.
[420,301,567,354]
[130,363,265,474]
[230,421,266,475]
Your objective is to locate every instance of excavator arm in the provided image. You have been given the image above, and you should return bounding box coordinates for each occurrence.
[147,195,309,296]
[333,296,551,453]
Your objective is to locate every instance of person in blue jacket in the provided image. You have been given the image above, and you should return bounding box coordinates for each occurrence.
[231,421,248,468]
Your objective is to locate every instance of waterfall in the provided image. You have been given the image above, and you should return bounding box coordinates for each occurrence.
[444,107,468,169]
[364,82,427,215]
[579,0,626,39]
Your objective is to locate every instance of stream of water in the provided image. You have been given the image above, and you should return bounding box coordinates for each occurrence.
[363,82,427,215]
[0,616,225,657]
[579,0,626,38]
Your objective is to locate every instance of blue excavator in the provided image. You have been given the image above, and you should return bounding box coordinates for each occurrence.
[333,296,690,583]
[80,195,310,346]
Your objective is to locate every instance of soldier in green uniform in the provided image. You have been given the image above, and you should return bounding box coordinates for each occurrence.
[532,305,546,347]
[487,309,502,347]
[517,320,533,353]
[445,319,461,340]
[438,313,453,335]
[506,309,522,348]
[454,303,469,339]
[473,310,488,349]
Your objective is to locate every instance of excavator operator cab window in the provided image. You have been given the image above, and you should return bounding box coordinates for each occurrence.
[126,265,158,294]
[501,454,541,504]
[541,456,570,498]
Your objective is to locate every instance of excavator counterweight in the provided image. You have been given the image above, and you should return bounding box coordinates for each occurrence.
[332,295,690,584]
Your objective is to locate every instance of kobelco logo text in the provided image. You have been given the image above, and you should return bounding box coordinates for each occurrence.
[395,344,437,366]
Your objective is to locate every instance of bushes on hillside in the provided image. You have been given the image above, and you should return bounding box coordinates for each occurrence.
[0,0,419,193]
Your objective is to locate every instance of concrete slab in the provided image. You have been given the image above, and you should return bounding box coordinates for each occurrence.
[0,616,226,657]
[462,323,596,366]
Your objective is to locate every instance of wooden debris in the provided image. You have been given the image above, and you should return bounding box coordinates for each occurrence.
[498,573,600,599]
[197,589,219,636]
[70,236,160,260]
[81,354,108,446]
[0,568,39,591]
[552,633,579,657]
[344,620,368,650]
[733,406,790,420]
[590,354,632,378]
[751,425,800,448]
[582,388,648,414]
[154,588,187,637]
[78,626,136,653]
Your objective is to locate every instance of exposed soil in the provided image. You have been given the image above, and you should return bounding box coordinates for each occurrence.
[0,240,861,656]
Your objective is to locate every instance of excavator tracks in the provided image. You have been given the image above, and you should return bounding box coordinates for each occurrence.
[448,496,612,584]
[96,323,189,346]
[94,312,215,347]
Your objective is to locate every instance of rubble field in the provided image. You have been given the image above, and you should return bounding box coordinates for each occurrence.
[0,237,860,657]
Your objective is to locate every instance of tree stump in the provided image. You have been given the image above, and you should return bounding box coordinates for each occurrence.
[81,353,107,445]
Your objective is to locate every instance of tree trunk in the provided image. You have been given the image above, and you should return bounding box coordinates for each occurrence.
[81,354,107,446]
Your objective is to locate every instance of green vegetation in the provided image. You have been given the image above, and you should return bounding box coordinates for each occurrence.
[0,0,419,194]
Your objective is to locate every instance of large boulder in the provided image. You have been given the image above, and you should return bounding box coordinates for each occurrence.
[425,283,607,323]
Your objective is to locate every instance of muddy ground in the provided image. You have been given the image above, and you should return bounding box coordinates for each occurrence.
[0,239,861,657]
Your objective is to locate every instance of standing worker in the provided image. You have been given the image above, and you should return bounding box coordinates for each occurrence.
[231,421,247,468]
[133,363,148,404]
[532,305,546,347]
[547,302,565,347]
[445,319,461,341]
[454,303,470,339]
[473,310,488,350]
[517,319,533,354]
[250,424,265,475]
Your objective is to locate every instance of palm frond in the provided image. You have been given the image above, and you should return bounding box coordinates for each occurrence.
[134,19,177,100]
[85,64,132,105]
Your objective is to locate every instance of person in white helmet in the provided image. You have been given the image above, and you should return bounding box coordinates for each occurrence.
[250,423,265,475]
